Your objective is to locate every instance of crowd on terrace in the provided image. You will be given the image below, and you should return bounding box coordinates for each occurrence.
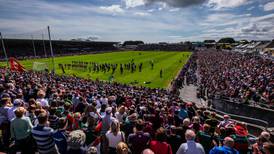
[197,50,274,108]
[0,66,273,154]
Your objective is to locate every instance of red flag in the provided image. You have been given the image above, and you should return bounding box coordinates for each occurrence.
[9,57,25,72]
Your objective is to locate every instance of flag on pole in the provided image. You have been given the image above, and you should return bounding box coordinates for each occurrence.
[9,57,26,72]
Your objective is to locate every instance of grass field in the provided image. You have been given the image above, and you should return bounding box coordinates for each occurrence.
[1,51,191,88]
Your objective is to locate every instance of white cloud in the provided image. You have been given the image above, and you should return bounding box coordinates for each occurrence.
[134,12,151,16]
[208,0,249,9]
[263,2,274,11]
[247,6,255,11]
[123,0,145,8]
[169,8,180,12]
[99,5,124,15]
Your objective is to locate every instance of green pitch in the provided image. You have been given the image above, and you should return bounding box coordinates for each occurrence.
[3,51,191,88]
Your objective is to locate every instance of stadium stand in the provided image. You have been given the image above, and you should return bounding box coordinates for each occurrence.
[136,43,193,51]
[0,39,119,59]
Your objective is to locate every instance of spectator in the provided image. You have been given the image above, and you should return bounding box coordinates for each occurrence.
[142,149,155,154]
[196,124,214,154]
[87,146,97,154]
[189,116,203,133]
[263,142,274,154]
[209,137,239,154]
[67,130,87,154]
[53,117,68,154]
[0,97,11,148]
[36,90,49,108]
[106,120,125,153]
[176,129,205,154]
[167,126,182,153]
[252,135,269,154]
[48,107,59,130]
[101,107,115,134]
[115,106,127,123]
[218,115,233,129]
[150,127,172,154]
[10,107,34,154]
[8,99,22,121]
[231,122,249,154]
[128,119,151,154]
[32,112,58,154]
[116,142,130,154]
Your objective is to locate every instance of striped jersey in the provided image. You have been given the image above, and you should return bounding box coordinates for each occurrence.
[31,124,56,154]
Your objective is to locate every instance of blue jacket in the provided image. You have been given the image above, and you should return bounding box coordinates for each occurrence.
[209,146,239,154]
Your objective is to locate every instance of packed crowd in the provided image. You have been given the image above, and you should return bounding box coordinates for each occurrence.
[171,53,197,93]
[197,51,274,107]
[136,44,191,51]
[0,68,273,154]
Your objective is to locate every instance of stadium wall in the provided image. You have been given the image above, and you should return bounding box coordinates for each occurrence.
[212,98,274,127]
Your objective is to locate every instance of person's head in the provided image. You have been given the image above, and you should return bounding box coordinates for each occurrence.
[28,98,37,106]
[263,142,274,154]
[74,112,81,121]
[142,149,155,154]
[38,112,48,125]
[116,142,129,154]
[58,117,67,129]
[67,130,86,150]
[14,107,26,118]
[110,120,120,135]
[185,129,196,141]
[261,131,271,141]
[155,127,167,142]
[223,115,230,121]
[1,97,11,107]
[223,137,234,148]
[37,90,45,98]
[87,146,97,154]
[106,107,112,115]
[203,124,211,132]
[118,106,126,114]
[183,118,190,127]
[13,99,23,107]
[192,116,200,124]
[135,119,145,131]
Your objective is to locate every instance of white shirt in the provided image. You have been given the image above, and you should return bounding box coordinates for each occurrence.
[115,112,127,123]
[106,131,124,148]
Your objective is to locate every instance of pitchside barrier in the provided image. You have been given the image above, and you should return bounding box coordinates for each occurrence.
[211,96,272,127]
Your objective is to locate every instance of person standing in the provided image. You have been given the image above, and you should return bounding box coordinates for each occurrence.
[209,137,239,154]
[32,112,58,154]
[149,127,172,154]
[10,107,34,154]
[128,119,151,154]
[176,129,205,154]
[106,120,125,153]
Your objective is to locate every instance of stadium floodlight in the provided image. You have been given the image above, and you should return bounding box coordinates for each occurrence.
[47,26,55,73]
[42,33,47,58]
[31,35,37,57]
[0,32,9,68]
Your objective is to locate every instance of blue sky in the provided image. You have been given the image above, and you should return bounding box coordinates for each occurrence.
[0,0,273,42]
